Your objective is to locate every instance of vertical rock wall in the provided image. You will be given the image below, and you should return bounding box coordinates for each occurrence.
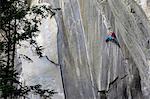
[28,0,150,99]
[50,0,150,98]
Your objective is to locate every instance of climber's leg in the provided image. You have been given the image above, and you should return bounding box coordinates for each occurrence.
[112,39,120,48]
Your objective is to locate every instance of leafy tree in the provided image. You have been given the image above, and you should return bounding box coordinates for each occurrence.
[0,0,60,98]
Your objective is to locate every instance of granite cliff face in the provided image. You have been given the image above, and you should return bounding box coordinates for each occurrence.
[53,0,150,98]
[22,0,150,99]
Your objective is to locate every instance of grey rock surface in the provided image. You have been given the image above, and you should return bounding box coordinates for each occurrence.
[50,0,150,99]
[26,0,150,99]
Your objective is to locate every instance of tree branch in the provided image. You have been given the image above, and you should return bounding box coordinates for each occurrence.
[44,56,59,66]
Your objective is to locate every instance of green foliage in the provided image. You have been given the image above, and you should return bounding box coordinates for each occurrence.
[0,0,60,98]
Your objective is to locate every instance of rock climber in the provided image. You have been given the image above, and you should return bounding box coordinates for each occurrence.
[105,31,120,48]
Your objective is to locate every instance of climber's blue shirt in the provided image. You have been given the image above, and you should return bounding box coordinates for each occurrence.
[105,35,113,41]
